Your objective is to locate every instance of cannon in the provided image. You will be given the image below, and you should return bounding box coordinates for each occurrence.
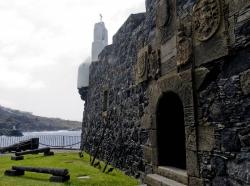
[0,138,39,153]
[5,166,70,182]
[11,147,54,160]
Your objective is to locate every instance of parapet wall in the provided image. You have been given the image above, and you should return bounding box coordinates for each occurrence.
[82,10,154,176]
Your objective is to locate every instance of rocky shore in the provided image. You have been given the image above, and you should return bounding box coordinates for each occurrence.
[0,105,81,133]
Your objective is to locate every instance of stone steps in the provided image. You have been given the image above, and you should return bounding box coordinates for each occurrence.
[157,166,188,185]
[144,166,188,186]
[145,174,187,186]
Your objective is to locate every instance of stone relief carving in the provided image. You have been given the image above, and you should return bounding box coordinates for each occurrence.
[136,45,161,84]
[193,0,221,41]
[138,54,147,78]
[177,24,192,66]
[136,46,148,84]
[156,0,171,29]
[156,0,173,44]
[148,46,161,80]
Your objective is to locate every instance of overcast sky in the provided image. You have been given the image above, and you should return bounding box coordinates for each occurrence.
[0,0,145,121]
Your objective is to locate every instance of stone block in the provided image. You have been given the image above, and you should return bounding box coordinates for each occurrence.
[180,69,192,82]
[186,150,200,177]
[185,126,197,151]
[148,85,161,120]
[198,126,215,152]
[161,57,177,76]
[195,67,210,90]
[145,174,162,186]
[157,74,194,108]
[228,16,236,46]
[189,176,204,186]
[193,0,228,66]
[151,148,158,166]
[157,73,180,92]
[240,69,250,95]
[143,146,153,164]
[235,5,250,48]
[141,113,151,129]
[237,3,250,22]
[149,130,157,148]
[180,83,194,108]
[146,173,189,186]
[151,114,157,130]
[151,84,162,101]
[157,166,188,185]
[194,35,228,66]
[183,107,195,126]
[161,36,177,63]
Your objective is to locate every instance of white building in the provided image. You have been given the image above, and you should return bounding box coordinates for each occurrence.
[91,21,108,62]
[77,18,108,93]
[77,62,90,89]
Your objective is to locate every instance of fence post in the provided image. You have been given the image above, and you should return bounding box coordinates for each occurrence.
[63,136,65,149]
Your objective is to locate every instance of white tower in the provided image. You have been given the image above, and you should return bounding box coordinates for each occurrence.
[77,16,108,100]
[91,15,108,61]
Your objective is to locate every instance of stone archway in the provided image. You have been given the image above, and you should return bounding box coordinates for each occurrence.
[156,91,186,170]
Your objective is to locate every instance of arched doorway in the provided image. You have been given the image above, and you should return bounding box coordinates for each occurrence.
[156,92,186,169]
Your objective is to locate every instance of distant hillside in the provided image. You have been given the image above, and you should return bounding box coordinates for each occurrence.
[0,105,82,133]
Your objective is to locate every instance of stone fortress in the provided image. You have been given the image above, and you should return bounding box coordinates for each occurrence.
[78,0,250,185]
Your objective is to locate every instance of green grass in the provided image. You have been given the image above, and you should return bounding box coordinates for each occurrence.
[0,152,139,186]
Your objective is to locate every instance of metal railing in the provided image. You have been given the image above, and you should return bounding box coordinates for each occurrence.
[0,135,81,150]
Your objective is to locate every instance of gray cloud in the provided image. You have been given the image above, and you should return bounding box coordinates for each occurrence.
[0,0,145,121]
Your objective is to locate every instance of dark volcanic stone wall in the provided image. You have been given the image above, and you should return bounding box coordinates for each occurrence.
[82,1,157,176]
[197,48,250,185]
[195,3,250,186]
[81,0,250,185]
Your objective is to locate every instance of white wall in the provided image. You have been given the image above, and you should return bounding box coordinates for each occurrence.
[91,22,108,61]
[77,62,90,88]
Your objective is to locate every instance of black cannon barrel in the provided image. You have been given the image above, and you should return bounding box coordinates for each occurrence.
[12,166,69,176]
[15,147,50,156]
[0,138,39,153]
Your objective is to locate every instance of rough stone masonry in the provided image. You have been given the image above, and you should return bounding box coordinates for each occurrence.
[78,0,250,185]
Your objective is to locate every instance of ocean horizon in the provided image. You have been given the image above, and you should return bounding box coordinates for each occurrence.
[23,130,81,136]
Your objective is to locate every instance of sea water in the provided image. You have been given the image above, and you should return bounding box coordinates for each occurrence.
[23,130,81,136]
[0,130,82,150]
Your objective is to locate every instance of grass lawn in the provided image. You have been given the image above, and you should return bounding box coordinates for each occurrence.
[0,151,139,186]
